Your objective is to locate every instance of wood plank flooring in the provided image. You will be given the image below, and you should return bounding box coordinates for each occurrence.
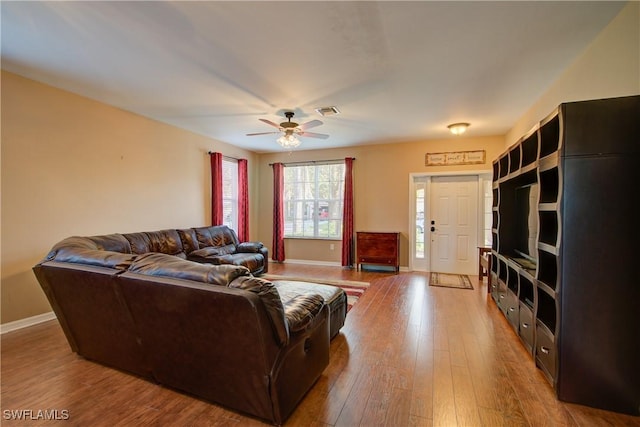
[2,264,639,426]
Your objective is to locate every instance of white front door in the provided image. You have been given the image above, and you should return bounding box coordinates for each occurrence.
[429,176,479,275]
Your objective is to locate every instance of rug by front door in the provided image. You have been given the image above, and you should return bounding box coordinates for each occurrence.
[429,272,474,290]
[261,274,369,312]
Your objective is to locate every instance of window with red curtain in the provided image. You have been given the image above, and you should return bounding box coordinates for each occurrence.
[272,162,285,262]
[282,162,344,239]
[341,157,355,267]
[210,152,223,225]
[237,158,249,242]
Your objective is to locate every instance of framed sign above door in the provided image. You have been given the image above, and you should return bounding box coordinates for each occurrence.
[425,150,485,166]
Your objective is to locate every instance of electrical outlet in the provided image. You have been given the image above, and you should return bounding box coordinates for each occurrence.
[329,243,335,250]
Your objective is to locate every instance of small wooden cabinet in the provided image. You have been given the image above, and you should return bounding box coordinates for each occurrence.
[356,232,399,272]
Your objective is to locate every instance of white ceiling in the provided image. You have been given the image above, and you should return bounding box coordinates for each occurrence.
[1,1,626,153]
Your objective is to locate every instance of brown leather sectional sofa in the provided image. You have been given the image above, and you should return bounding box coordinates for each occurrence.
[32,226,348,425]
[40,225,269,275]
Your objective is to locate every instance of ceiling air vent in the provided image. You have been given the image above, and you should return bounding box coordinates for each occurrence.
[315,106,340,117]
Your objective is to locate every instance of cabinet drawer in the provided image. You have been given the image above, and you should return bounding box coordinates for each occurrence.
[358,232,397,242]
[490,275,499,303]
[505,290,519,331]
[496,280,508,314]
[536,323,556,383]
[357,242,397,257]
[359,256,395,265]
[496,292,507,314]
[519,303,534,350]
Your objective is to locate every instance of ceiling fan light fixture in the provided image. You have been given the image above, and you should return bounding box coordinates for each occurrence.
[277,134,301,149]
[448,122,470,135]
[248,111,328,148]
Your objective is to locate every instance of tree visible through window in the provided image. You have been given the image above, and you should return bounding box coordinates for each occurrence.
[222,158,238,230]
[284,162,345,239]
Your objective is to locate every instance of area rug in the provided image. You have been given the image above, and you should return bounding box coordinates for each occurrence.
[261,274,369,312]
[429,272,474,290]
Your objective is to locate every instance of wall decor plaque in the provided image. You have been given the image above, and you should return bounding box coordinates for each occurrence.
[425,150,485,166]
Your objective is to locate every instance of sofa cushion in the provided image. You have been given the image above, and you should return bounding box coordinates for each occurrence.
[51,248,136,270]
[216,254,264,274]
[274,281,345,307]
[187,247,227,264]
[283,294,325,333]
[123,230,184,257]
[49,235,132,255]
[128,253,249,286]
[86,234,132,253]
[177,228,199,254]
[273,280,347,338]
[236,242,264,253]
[146,230,185,257]
[190,247,224,258]
[216,244,237,255]
[228,275,288,345]
[193,225,238,249]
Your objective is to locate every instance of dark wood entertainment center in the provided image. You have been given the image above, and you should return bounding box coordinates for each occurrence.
[491,95,639,415]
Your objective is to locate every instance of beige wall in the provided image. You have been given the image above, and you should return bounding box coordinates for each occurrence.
[506,1,640,147]
[256,136,505,267]
[1,71,257,324]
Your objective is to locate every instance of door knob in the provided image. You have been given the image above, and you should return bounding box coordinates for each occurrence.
[430,226,435,232]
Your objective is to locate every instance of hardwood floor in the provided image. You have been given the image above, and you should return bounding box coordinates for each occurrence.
[2,264,639,426]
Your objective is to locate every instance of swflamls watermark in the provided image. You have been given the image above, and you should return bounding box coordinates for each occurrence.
[3,409,70,421]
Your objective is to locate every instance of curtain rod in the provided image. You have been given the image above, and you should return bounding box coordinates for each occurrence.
[207,151,242,161]
[269,157,355,167]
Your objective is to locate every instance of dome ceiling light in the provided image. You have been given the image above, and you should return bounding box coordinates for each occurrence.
[448,122,470,135]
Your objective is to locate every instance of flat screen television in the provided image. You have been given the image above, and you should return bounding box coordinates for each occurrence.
[513,183,538,265]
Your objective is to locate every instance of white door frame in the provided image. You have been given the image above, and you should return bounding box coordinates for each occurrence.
[409,170,492,272]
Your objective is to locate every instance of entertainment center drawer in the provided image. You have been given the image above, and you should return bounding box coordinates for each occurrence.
[490,274,499,302]
[536,323,556,382]
[496,281,508,314]
[505,290,519,331]
[519,304,534,351]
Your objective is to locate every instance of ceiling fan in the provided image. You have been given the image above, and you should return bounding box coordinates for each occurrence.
[246,111,329,148]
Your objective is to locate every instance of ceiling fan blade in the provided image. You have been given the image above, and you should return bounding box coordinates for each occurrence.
[259,118,282,129]
[299,119,323,130]
[246,131,280,136]
[300,131,329,140]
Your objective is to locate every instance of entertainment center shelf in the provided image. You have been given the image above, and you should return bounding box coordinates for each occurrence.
[490,95,639,416]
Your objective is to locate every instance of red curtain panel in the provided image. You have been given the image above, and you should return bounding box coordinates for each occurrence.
[341,157,355,267]
[210,152,223,225]
[272,162,285,262]
[237,158,249,242]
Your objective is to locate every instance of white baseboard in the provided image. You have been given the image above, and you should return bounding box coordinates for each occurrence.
[1,311,57,334]
[282,259,342,267]
[280,259,409,272]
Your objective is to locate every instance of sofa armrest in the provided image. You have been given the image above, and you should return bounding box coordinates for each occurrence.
[229,275,288,345]
[236,241,264,253]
